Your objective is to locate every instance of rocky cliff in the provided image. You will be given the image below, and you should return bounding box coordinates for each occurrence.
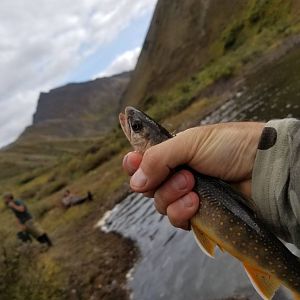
[122,0,300,109]
[22,72,131,139]
[121,0,247,107]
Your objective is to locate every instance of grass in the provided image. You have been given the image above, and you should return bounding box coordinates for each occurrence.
[0,0,300,298]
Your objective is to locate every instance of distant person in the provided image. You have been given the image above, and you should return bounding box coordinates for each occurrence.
[3,192,52,247]
[61,190,93,208]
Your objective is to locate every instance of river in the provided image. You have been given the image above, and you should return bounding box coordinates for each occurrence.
[100,47,300,300]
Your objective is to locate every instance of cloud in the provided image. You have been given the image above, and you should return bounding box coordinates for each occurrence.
[96,47,141,78]
[0,0,157,148]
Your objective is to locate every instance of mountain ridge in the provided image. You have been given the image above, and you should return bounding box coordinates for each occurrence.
[24,71,131,139]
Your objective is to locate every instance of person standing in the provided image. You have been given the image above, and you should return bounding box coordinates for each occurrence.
[3,192,52,247]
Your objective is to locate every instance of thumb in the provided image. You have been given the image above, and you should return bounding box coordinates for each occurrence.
[130,130,197,192]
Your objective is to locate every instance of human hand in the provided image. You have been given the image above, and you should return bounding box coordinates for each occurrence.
[123,122,265,230]
[7,201,14,208]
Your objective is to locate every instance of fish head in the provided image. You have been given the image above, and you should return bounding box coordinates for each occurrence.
[119,106,172,153]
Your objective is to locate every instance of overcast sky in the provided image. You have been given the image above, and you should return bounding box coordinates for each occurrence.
[0,0,157,148]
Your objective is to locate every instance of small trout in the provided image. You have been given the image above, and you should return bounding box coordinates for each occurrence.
[119,106,300,300]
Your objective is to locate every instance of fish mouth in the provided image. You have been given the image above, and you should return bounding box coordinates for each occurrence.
[119,107,133,141]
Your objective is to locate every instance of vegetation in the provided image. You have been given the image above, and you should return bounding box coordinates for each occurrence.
[141,0,296,121]
[0,0,300,299]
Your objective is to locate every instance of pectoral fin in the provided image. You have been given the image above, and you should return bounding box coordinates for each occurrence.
[191,225,216,258]
[292,292,300,300]
[243,263,280,300]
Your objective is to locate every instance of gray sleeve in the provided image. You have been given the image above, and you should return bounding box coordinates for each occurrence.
[252,119,300,248]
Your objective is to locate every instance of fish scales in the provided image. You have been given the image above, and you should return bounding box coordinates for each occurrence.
[119,106,300,300]
[193,173,300,292]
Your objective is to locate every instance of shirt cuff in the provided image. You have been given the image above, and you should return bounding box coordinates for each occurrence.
[252,119,300,247]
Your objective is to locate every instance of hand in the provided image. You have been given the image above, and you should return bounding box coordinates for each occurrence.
[123,122,265,230]
[7,201,15,208]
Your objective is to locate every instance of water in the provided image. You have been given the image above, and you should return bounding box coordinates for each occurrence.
[100,48,300,300]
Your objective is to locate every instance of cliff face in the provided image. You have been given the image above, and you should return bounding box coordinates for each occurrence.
[121,0,300,109]
[121,0,248,107]
[22,72,131,139]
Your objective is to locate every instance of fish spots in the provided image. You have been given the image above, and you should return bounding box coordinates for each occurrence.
[229,228,233,231]
[237,232,241,236]
[220,222,224,226]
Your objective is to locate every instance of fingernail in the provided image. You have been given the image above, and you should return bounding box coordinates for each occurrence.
[172,173,187,190]
[124,154,135,174]
[123,154,129,166]
[131,168,147,188]
[181,194,194,208]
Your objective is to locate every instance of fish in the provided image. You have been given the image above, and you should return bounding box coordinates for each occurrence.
[119,106,300,300]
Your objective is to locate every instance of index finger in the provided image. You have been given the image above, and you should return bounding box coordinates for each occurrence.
[130,132,195,192]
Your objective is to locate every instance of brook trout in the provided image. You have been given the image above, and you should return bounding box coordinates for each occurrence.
[119,106,300,300]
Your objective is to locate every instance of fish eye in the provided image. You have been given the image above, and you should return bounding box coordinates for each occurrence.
[131,120,143,132]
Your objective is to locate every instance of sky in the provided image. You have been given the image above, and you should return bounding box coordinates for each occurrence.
[0,0,158,148]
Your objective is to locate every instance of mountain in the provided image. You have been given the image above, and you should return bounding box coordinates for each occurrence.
[122,0,300,109]
[22,72,131,140]
[121,0,245,107]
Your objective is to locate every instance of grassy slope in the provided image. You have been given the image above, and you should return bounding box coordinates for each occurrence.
[1,1,300,299]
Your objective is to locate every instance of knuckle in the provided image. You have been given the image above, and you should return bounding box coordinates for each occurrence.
[154,200,166,215]
[143,147,159,167]
[154,191,167,214]
[167,209,184,228]
[168,215,183,228]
